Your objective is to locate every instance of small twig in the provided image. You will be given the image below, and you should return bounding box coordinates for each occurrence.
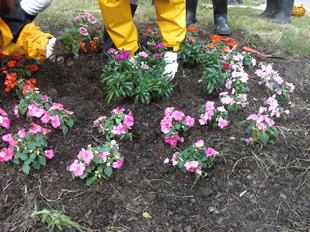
[148,192,194,198]
[125,208,138,214]
[91,135,105,146]
[148,179,171,184]
[296,178,307,190]
[39,186,62,202]
[231,156,249,173]
[143,176,155,189]
[110,183,124,198]
[132,196,142,201]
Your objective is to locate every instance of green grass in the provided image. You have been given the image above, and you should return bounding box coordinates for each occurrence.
[36,0,310,56]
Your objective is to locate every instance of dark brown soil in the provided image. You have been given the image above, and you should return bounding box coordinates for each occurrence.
[1,21,310,232]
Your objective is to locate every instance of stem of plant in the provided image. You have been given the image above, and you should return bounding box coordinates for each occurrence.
[191,175,200,190]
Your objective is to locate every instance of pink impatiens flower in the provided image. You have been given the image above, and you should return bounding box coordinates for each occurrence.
[51,115,61,128]
[0,147,14,162]
[112,156,124,169]
[111,123,126,136]
[27,105,45,118]
[98,151,110,163]
[160,116,172,134]
[124,111,134,129]
[141,64,148,69]
[171,110,185,121]
[194,140,204,148]
[206,148,219,157]
[205,101,215,112]
[29,122,51,134]
[0,115,10,130]
[185,116,195,127]
[184,161,200,172]
[77,148,94,164]
[139,51,148,58]
[218,117,229,129]
[18,129,26,138]
[2,134,16,146]
[164,135,182,146]
[41,111,51,124]
[45,150,54,159]
[67,160,85,176]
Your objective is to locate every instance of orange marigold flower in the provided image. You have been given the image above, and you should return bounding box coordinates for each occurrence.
[146,26,152,34]
[207,43,213,48]
[221,37,231,44]
[22,78,36,94]
[190,36,195,43]
[188,27,196,33]
[90,46,96,51]
[0,66,7,71]
[211,34,223,44]
[229,40,239,47]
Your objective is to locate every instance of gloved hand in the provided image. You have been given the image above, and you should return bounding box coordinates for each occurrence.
[45,38,69,64]
[162,51,178,82]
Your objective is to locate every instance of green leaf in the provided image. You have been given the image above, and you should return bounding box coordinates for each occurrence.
[261,133,269,144]
[33,161,40,169]
[22,164,30,174]
[28,142,36,150]
[86,176,98,186]
[104,166,112,177]
[20,153,28,161]
[24,159,32,165]
[38,156,46,166]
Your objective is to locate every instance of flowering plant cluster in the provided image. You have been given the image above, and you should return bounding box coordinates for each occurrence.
[177,27,205,65]
[101,48,175,103]
[241,108,278,146]
[89,29,104,52]
[198,101,229,129]
[164,140,219,187]
[1,50,42,96]
[145,26,164,53]
[201,35,235,94]
[93,107,134,141]
[1,122,53,174]
[255,62,295,101]
[60,13,96,56]
[14,89,75,134]
[67,141,124,185]
[262,95,290,121]
[161,107,195,146]
[0,108,10,130]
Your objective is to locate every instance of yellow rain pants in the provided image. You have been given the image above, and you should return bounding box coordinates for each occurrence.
[0,18,52,60]
[97,0,186,56]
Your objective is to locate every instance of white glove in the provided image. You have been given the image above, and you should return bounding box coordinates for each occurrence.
[21,0,53,16]
[45,38,65,64]
[162,51,178,82]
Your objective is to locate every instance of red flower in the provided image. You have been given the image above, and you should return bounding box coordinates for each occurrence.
[188,27,196,33]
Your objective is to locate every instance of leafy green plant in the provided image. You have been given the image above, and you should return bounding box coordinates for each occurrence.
[241,113,278,148]
[93,107,134,141]
[101,49,175,104]
[31,202,80,231]
[59,13,95,56]
[67,141,124,186]
[1,122,52,174]
[178,27,206,65]
[15,90,75,134]
[165,140,219,189]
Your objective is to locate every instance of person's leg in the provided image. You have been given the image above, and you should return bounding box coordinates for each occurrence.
[101,0,139,59]
[186,0,198,26]
[270,0,294,24]
[97,0,139,57]
[213,0,231,35]
[252,0,278,18]
[153,0,186,81]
